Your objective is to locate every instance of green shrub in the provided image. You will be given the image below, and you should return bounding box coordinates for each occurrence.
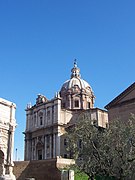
[75,169,88,180]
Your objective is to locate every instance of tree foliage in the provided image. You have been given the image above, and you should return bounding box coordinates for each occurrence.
[67,113,135,180]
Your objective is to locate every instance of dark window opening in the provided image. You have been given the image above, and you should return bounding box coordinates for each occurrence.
[64,154,67,158]
[87,102,90,109]
[79,139,82,149]
[38,150,42,160]
[75,100,79,107]
[64,139,67,146]
[40,116,43,125]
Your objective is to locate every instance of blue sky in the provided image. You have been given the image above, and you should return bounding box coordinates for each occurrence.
[0,0,135,160]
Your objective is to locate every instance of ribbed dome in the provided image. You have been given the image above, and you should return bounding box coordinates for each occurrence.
[62,77,92,92]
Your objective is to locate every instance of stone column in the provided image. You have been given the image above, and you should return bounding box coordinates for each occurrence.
[68,95,71,109]
[44,136,47,159]
[26,139,29,160]
[49,135,52,158]
[4,125,16,180]
[57,99,61,124]
[26,137,31,160]
[31,140,35,160]
[69,170,74,180]
[36,112,38,128]
[53,134,56,158]
[43,109,46,126]
[56,133,60,157]
[71,96,73,109]
[81,95,85,109]
[9,126,15,165]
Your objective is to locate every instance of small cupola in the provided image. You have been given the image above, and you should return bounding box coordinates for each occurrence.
[71,60,81,79]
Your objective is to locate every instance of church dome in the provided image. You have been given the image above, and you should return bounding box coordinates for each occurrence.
[62,77,92,92]
[60,60,95,110]
[61,60,93,93]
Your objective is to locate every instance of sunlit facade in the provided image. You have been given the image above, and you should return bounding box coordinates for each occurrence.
[24,61,108,160]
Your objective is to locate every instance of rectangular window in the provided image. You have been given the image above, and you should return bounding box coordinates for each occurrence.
[40,116,43,125]
[75,100,79,107]
[87,102,90,109]
[38,150,42,160]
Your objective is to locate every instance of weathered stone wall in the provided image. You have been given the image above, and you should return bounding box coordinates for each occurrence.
[105,83,135,122]
[13,158,74,180]
[108,101,135,121]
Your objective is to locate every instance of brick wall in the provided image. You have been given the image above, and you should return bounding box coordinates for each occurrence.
[13,158,74,180]
[13,159,61,180]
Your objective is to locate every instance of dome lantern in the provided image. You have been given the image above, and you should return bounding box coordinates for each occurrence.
[71,59,81,79]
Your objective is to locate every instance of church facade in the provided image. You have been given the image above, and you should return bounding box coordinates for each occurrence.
[24,62,108,161]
